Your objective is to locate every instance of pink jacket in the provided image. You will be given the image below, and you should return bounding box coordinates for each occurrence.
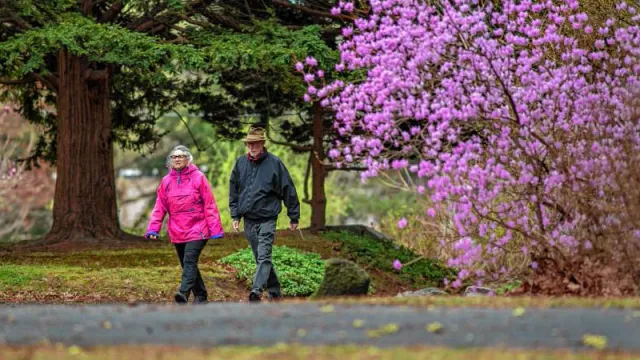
[146,164,224,243]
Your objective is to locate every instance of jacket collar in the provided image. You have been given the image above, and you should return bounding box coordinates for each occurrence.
[248,148,269,163]
[169,163,198,177]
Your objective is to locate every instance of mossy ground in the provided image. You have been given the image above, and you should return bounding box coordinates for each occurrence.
[0,230,434,303]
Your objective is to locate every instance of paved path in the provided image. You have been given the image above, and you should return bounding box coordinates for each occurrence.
[0,303,638,350]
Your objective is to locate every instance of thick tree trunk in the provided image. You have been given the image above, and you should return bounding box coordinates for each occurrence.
[310,103,327,231]
[45,49,122,243]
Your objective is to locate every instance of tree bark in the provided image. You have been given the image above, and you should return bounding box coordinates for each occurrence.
[45,49,123,243]
[310,103,327,231]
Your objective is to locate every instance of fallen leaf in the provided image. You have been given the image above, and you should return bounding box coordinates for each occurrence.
[296,328,307,337]
[367,323,399,338]
[102,320,112,329]
[426,322,444,333]
[68,345,83,356]
[352,319,365,328]
[320,305,335,313]
[512,307,526,317]
[582,334,608,350]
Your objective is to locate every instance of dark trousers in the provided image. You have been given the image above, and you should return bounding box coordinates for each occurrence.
[244,219,281,296]
[174,239,208,299]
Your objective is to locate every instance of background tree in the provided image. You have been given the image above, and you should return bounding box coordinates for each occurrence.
[0,1,218,244]
[177,1,365,230]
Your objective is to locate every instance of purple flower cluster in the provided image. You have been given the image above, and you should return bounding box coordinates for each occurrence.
[300,0,640,284]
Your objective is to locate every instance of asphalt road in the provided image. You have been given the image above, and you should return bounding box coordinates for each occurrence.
[0,303,638,350]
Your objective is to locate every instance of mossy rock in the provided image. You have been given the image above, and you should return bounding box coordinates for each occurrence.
[312,258,370,298]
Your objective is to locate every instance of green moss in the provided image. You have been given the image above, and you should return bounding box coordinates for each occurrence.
[312,258,370,298]
[321,231,456,287]
[0,264,44,288]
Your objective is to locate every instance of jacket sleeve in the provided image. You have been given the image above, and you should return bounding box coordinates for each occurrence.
[229,160,241,221]
[278,160,301,224]
[146,181,168,235]
[200,174,224,238]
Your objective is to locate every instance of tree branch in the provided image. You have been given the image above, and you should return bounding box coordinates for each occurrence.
[271,0,356,22]
[99,0,123,23]
[266,136,312,152]
[0,75,34,85]
[173,110,204,152]
[34,73,59,92]
[82,68,109,81]
[325,164,367,172]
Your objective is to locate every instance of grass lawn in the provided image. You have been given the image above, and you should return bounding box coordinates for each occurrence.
[0,344,637,360]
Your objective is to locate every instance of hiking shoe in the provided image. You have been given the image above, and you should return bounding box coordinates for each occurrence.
[174,291,188,305]
[267,293,283,302]
[193,296,208,305]
[248,291,261,303]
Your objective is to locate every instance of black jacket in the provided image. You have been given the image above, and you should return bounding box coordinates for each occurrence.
[229,149,300,223]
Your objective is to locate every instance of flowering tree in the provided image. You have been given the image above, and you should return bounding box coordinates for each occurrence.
[0,104,55,241]
[300,0,640,294]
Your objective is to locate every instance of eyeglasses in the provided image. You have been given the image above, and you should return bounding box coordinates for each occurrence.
[170,155,188,159]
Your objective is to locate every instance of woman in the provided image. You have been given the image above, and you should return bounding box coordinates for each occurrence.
[145,145,224,305]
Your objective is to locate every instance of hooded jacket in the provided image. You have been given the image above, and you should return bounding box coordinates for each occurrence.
[146,164,224,243]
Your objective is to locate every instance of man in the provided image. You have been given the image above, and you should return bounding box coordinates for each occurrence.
[229,127,301,302]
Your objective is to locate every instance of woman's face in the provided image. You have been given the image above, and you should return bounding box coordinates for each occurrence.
[170,151,189,170]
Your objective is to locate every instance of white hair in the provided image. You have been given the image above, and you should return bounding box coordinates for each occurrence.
[166,145,193,169]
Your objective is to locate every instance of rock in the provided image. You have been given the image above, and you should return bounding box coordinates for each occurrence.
[464,286,495,297]
[396,287,448,297]
[312,258,370,298]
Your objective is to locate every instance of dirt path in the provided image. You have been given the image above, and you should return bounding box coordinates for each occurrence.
[0,303,638,351]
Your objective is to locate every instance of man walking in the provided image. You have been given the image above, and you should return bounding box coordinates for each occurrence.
[229,127,301,302]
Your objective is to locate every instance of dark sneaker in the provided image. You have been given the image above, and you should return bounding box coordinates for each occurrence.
[248,291,261,303]
[193,296,208,305]
[174,291,188,305]
[267,293,283,302]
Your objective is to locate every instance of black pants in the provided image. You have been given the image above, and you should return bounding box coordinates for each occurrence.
[174,240,208,299]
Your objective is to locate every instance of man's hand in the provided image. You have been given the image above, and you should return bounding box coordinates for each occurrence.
[290,223,298,231]
[233,220,240,232]
[148,234,158,240]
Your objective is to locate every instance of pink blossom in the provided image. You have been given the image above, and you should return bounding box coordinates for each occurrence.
[392,259,403,270]
[397,218,408,229]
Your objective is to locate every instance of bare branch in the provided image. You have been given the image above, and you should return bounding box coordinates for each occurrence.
[271,0,356,22]
[99,0,123,23]
[325,164,367,172]
[0,76,35,85]
[82,68,109,81]
[267,136,312,152]
[34,73,59,92]
[173,109,204,152]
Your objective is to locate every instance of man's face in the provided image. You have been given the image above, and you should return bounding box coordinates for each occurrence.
[246,141,265,157]
[170,151,189,170]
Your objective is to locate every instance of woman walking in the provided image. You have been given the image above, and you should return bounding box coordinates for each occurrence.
[145,145,224,304]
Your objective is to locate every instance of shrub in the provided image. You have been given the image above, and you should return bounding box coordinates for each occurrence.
[220,245,325,296]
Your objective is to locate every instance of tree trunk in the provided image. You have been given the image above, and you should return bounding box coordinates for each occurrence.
[45,49,123,243]
[310,103,327,231]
